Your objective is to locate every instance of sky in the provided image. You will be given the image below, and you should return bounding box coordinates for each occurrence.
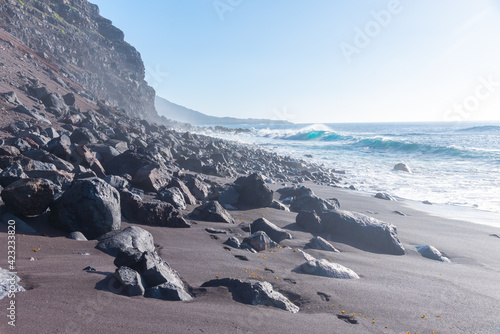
[91,0,500,124]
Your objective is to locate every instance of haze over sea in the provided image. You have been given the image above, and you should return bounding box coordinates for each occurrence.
[209,121,500,225]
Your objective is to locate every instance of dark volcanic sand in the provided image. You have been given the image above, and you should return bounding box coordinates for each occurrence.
[1,181,500,334]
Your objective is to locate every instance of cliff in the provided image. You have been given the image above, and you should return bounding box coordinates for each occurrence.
[0,0,156,120]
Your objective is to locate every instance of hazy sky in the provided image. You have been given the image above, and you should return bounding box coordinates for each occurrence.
[91,0,500,123]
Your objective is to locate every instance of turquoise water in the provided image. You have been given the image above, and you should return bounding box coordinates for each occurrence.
[206,121,500,216]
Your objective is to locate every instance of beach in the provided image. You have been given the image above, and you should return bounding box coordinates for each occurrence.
[2,180,499,334]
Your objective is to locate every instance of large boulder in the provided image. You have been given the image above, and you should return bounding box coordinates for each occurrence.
[96,226,155,256]
[319,210,405,255]
[243,231,278,252]
[50,178,121,239]
[201,278,299,313]
[1,178,56,216]
[185,176,210,200]
[72,145,106,178]
[145,282,192,301]
[293,259,359,279]
[70,127,97,145]
[46,135,72,160]
[104,151,157,177]
[250,218,291,243]
[189,201,235,224]
[234,173,273,207]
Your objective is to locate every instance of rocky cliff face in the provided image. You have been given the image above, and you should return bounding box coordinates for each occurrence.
[0,0,156,120]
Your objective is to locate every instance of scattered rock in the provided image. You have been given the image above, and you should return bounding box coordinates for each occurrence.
[374,193,397,201]
[1,178,56,216]
[185,176,211,201]
[319,210,405,255]
[394,210,407,216]
[290,191,338,213]
[234,173,274,207]
[293,258,359,279]
[295,210,322,233]
[167,178,196,205]
[96,226,155,257]
[68,231,88,241]
[136,200,191,228]
[415,245,450,263]
[144,282,192,301]
[205,228,228,234]
[50,178,121,239]
[114,266,146,297]
[394,163,412,173]
[250,218,292,243]
[132,164,170,193]
[306,236,340,253]
[268,200,290,212]
[158,187,187,210]
[201,278,299,313]
[190,201,235,224]
[224,237,241,249]
[243,231,279,252]
[422,200,433,205]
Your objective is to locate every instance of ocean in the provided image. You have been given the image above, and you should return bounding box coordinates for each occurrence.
[205,121,500,223]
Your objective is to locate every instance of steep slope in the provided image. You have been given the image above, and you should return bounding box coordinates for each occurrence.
[156,95,291,126]
[0,0,156,120]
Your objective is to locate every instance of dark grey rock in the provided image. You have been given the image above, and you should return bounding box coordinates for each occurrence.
[217,184,239,206]
[46,135,72,160]
[180,157,203,173]
[0,146,21,156]
[1,178,56,216]
[137,251,185,288]
[295,210,322,233]
[50,178,121,239]
[268,200,290,212]
[68,231,88,241]
[290,193,338,213]
[293,258,359,279]
[144,282,192,301]
[114,266,146,297]
[24,170,74,189]
[190,201,235,224]
[0,163,27,187]
[224,237,241,249]
[319,210,405,255]
[235,173,273,208]
[96,226,155,257]
[2,91,21,105]
[70,127,98,145]
[415,245,450,262]
[306,236,339,253]
[186,176,210,201]
[201,278,299,313]
[205,228,228,234]
[243,231,279,252]
[1,212,37,233]
[167,178,196,205]
[136,200,191,228]
[114,247,144,268]
[375,193,397,201]
[158,187,186,210]
[131,164,170,193]
[250,218,292,243]
[104,175,131,191]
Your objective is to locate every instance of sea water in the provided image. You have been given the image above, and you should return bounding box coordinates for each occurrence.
[205,121,500,222]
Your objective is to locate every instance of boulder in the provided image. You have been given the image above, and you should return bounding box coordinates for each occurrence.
[158,187,187,210]
[201,278,299,313]
[319,210,405,255]
[415,245,450,263]
[234,173,273,207]
[190,201,235,224]
[167,178,196,205]
[1,178,56,216]
[24,170,74,189]
[114,247,144,268]
[224,237,241,249]
[1,212,37,233]
[217,184,239,206]
[250,218,292,243]
[295,210,322,233]
[293,259,359,279]
[104,151,157,176]
[104,175,131,191]
[186,176,210,200]
[41,93,67,115]
[375,193,397,201]
[70,127,97,145]
[145,282,192,301]
[114,266,146,297]
[46,135,72,160]
[276,186,313,200]
[72,145,106,178]
[50,178,121,239]
[136,200,190,228]
[306,236,340,253]
[96,226,155,257]
[243,231,279,252]
[180,157,203,173]
[268,200,290,212]
[0,162,28,187]
[290,193,338,213]
[0,146,21,156]
[68,231,88,241]
[394,163,412,173]
[131,164,170,193]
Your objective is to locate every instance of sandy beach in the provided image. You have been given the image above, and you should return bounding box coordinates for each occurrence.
[1,180,499,334]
